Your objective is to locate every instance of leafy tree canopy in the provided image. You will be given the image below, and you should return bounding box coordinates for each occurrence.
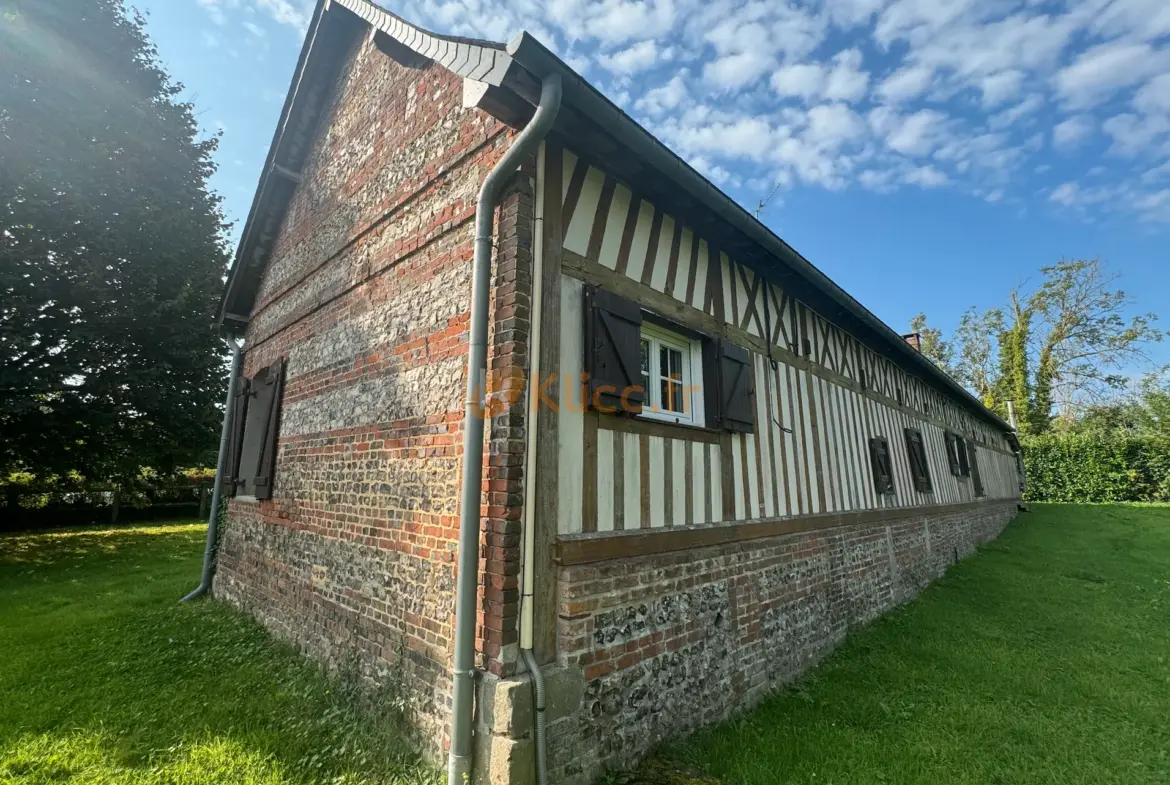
[1,0,229,481]
[914,259,1165,435]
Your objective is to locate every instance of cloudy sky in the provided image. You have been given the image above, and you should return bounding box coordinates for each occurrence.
[139,0,1169,368]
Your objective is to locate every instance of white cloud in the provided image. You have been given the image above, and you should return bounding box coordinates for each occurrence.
[704,51,774,89]
[635,73,689,115]
[201,30,220,48]
[1054,41,1169,109]
[195,0,308,30]
[598,40,665,73]
[771,51,868,103]
[255,0,310,29]
[1103,113,1170,157]
[1134,73,1170,117]
[243,21,267,38]
[882,108,949,155]
[1052,115,1095,150]
[878,65,934,103]
[979,70,1024,107]
[988,95,1043,131]
[1050,182,1079,205]
[805,104,866,147]
[1089,0,1170,43]
[904,165,949,187]
[377,0,1170,222]
[582,0,679,44]
[771,64,827,100]
[196,0,233,25]
[824,49,870,101]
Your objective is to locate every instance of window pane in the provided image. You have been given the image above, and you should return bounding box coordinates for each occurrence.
[669,380,685,413]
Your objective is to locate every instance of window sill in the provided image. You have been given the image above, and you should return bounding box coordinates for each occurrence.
[596,411,723,444]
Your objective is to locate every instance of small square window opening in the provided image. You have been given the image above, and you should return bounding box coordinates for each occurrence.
[638,323,703,426]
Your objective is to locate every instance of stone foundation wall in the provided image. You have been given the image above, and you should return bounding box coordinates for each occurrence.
[479,501,1018,785]
[214,30,533,760]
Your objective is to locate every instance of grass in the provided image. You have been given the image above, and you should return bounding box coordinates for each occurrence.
[4,507,1169,785]
[634,503,1170,785]
[0,521,438,785]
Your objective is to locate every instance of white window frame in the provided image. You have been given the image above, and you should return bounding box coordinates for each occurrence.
[638,322,705,427]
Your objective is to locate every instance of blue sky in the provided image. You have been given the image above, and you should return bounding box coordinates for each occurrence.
[137,0,1169,371]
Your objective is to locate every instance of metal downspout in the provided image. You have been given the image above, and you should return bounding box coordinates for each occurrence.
[181,337,244,603]
[448,72,563,785]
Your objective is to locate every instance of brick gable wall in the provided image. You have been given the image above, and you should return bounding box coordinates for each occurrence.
[213,32,533,758]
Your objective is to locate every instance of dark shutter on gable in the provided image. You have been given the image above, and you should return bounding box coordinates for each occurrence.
[236,359,284,498]
[584,286,643,414]
[903,427,933,493]
[969,442,984,497]
[944,431,961,476]
[252,358,285,500]
[705,339,754,433]
[869,436,894,494]
[225,375,251,498]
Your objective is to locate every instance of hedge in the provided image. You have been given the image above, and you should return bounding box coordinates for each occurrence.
[1022,434,1170,503]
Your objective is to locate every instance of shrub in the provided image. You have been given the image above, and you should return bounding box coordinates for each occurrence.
[1023,434,1170,503]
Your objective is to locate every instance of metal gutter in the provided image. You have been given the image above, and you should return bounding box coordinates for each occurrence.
[181,337,245,602]
[447,72,563,785]
[506,32,1012,433]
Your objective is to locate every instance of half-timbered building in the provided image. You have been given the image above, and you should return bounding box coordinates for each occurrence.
[210,2,1025,784]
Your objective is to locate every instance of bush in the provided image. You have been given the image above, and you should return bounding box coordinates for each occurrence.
[1023,434,1170,503]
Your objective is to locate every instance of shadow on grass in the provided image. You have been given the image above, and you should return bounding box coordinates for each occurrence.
[0,523,438,785]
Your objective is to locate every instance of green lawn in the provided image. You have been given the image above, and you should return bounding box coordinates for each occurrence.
[639,504,1170,785]
[0,522,437,785]
[4,508,1169,785]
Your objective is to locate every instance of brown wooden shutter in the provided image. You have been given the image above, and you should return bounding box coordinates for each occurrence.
[253,358,285,500]
[708,339,754,433]
[944,431,961,476]
[969,442,984,497]
[868,436,894,494]
[903,427,933,493]
[225,375,250,498]
[584,286,643,413]
[236,359,283,498]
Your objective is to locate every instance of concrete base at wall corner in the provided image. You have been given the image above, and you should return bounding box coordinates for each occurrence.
[473,664,587,785]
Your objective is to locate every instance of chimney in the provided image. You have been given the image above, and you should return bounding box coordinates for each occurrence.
[902,332,922,351]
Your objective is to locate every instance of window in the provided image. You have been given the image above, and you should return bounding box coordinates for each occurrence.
[584,285,755,432]
[227,357,285,500]
[944,431,970,477]
[903,427,933,493]
[868,436,895,494]
[638,323,702,426]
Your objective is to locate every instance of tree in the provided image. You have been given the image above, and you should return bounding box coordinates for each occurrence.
[909,313,954,374]
[946,260,1164,431]
[1054,371,1170,438]
[0,0,229,481]
[994,291,1033,433]
[952,306,1003,408]
[1029,259,1163,427]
